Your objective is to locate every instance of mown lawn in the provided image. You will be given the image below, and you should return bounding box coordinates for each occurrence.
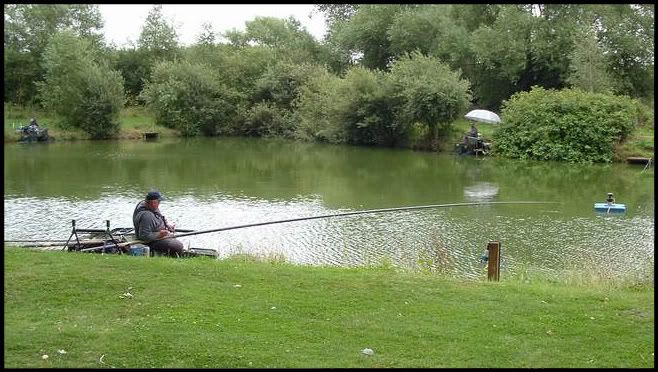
[4,247,653,368]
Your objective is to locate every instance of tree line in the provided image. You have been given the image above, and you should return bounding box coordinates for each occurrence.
[4,4,654,161]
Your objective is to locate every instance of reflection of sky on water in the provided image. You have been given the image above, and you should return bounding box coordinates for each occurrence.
[463,182,499,202]
[4,194,654,283]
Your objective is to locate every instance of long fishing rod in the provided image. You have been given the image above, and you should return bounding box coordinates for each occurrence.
[5,239,71,243]
[7,201,557,250]
[158,200,556,242]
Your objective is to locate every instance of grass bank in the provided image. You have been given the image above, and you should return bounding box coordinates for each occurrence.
[3,104,177,142]
[4,247,653,368]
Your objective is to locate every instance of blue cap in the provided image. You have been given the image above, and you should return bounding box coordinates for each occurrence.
[146,190,165,201]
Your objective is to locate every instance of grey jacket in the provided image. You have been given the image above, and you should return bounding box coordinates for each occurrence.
[133,201,167,242]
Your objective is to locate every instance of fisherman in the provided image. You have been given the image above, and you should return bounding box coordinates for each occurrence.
[463,122,479,146]
[133,190,184,257]
[24,117,40,136]
[468,122,478,137]
[606,192,615,205]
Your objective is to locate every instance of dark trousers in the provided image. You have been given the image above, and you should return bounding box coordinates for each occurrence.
[148,238,185,257]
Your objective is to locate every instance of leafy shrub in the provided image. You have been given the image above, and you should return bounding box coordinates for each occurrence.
[253,62,326,110]
[389,51,471,149]
[75,65,125,139]
[37,31,125,139]
[243,102,294,138]
[335,66,404,146]
[141,61,237,136]
[292,68,347,143]
[494,86,641,163]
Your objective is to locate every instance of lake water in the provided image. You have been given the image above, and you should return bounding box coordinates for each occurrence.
[4,137,654,282]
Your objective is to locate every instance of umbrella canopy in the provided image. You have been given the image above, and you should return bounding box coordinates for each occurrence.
[464,109,501,124]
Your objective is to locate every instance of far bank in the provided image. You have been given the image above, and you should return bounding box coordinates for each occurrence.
[4,103,655,163]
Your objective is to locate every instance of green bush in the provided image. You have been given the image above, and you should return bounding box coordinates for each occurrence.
[335,66,404,146]
[494,87,641,163]
[75,65,125,139]
[37,31,125,138]
[141,61,238,136]
[292,68,347,144]
[389,51,471,149]
[243,102,294,138]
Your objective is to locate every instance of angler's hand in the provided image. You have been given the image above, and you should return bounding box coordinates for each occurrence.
[159,229,171,238]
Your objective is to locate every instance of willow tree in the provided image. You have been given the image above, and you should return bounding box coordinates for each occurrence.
[37,31,124,138]
[389,52,471,150]
[137,4,179,61]
[566,28,614,94]
[4,4,104,105]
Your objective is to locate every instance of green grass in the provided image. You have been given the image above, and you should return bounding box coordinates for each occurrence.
[616,121,655,160]
[3,103,176,141]
[4,247,653,368]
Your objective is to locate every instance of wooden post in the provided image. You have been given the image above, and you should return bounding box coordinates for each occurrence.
[487,240,500,281]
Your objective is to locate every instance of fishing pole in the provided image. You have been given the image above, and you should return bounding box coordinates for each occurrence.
[142,200,555,244]
[5,239,71,243]
[8,202,557,250]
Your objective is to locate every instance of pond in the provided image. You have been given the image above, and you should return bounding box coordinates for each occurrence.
[4,137,654,282]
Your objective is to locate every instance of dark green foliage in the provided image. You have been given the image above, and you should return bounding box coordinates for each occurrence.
[294,54,471,148]
[336,67,404,146]
[248,62,328,138]
[75,65,125,139]
[4,3,653,153]
[141,61,238,136]
[566,28,614,94]
[388,5,471,71]
[292,68,346,143]
[314,4,360,28]
[243,102,293,138]
[293,66,405,147]
[216,46,276,104]
[326,4,653,109]
[590,4,654,99]
[224,16,324,65]
[4,4,104,105]
[112,48,153,102]
[253,62,312,109]
[332,4,409,70]
[389,52,472,148]
[37,31,125,138]
[3,49,41,105]
[493,87,641,163]
[137,5,179,60]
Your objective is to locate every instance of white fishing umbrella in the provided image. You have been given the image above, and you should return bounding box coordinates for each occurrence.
[464,109,501,124]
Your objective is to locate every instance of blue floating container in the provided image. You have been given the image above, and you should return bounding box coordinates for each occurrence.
[594,202,626,213]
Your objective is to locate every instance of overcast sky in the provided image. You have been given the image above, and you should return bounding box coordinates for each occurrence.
[98,4,327,47]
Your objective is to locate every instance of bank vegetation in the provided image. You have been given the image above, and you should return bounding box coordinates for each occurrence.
[4,4,654,162]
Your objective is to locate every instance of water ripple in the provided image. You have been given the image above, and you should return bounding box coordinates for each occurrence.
[4,196,653,283]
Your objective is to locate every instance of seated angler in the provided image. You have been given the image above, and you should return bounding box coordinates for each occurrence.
[132,190,185,257]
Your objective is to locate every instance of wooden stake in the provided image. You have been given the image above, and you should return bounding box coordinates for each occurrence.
[487,240,501,281]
